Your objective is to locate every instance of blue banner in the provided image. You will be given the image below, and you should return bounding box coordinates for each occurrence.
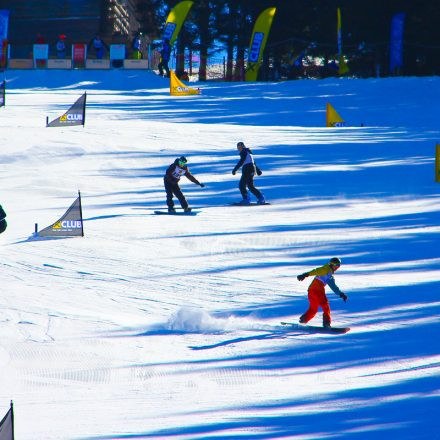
[389,12,405,73]
[0,10,9,41]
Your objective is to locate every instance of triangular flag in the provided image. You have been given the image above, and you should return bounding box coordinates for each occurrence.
[326,103,346,127]
[36,192,84,237]
[169,70,200,96]
[0,402,14,440]
[47,93,86,127]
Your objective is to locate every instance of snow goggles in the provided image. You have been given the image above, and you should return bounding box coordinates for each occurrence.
[178,160,187,167]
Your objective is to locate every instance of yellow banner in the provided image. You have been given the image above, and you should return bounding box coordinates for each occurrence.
[326,103,345,127]
[245,7,277,82]
[337,7,349,75]
[436,144,440,182]
[163,1,194,45]
[170,70,200,96]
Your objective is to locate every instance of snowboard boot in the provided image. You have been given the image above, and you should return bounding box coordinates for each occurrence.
[257,195,266,205]
[299,314,307,324]
[323,318,331,328]
[238,194,251,205]
[183,207,192,212]
[168,207,176,213]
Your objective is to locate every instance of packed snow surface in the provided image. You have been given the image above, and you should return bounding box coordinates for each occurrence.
[0,70,439,439]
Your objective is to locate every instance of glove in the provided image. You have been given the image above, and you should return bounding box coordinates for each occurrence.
[256,169,262,176]
[340,292,348,302]
[297,273,308,281]
[232,170,236,175]
[199,183,205,188]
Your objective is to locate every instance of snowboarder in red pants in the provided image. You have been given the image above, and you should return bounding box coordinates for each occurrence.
[297,257,348,327]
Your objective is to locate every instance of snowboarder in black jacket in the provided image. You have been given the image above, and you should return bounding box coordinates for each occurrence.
[164,156,204,212]
[232,142,265,205]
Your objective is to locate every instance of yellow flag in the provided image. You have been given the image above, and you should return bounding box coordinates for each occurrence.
[170,70,200,96]
[163,1,194,45]
[245,7,277,82]
[337,7,349,75]
[326,103,346,127]
[436,144,440,182]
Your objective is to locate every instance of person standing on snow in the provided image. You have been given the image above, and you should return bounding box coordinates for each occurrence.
[297,257,348,328]
[164,156,205,212]
[232,141,265,205]
[158,38,171,77]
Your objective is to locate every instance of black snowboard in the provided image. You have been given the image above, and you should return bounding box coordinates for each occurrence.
[154,210,198,216]
[230,202,271,206]
[280,322,350,334]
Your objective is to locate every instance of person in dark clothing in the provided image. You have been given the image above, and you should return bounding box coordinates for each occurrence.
[0,204,7,234]
[132,33,142,59]
[232,142,265,205]
[164,156,204,212]
[158,38,171,77]
[56,34,66,59]
[89,35,107,59]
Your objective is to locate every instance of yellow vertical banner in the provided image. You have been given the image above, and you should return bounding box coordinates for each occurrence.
[163,1,194,45]
[436,144,440,182]
[245,7,277,82]
[337,7,349,75]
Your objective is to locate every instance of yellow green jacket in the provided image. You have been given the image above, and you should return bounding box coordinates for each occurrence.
[307,264,343,296]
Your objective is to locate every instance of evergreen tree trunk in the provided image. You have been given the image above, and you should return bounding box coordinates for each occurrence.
[176,37,185,76]
[197,2,210,81]
[225,2,238,81]
[235,46,245,81]
[226,41,234,81]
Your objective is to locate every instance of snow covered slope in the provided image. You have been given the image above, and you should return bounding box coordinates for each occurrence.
[0,70,439,439]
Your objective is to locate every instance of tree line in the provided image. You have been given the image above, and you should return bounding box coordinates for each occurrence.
[135,0,440,80]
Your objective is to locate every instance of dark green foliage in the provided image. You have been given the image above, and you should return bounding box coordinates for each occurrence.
[135,0,440,78]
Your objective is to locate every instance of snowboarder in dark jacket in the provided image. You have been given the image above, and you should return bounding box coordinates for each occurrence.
[164,156,204,212]
[297,257,348,327]
[232,142,265,205]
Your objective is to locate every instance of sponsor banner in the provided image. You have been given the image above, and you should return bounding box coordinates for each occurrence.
[249,32,264,63]
[170,69,200,96]
[245,7,276,82]
[72,43,86,68]
[390,12,405,73]
[8,58,33,69]
[47,59,71,69]
[123,59,148,69]
[37,194,84,237]
[0,402,14,440]
[110,44,125,60]
[33,44,48,60]
[47,93,86,128]
[0,10,9,41]
[33,44,49,68]
[86,59,110,69]
[163,1,194,45]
